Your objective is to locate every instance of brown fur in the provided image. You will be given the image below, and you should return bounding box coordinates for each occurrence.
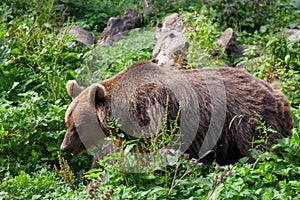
[61,61,293,167]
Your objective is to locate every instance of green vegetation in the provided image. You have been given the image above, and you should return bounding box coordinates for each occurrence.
[184,8,224,68]
[77,28,155,86]
[0,0,299,199]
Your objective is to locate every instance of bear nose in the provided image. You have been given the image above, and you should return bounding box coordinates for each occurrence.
[60,145,70,153]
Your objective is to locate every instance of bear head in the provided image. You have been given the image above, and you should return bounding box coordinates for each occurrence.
[60,80,107,155]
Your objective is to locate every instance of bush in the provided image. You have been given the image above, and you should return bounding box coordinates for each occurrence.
[0,93,65,169]
[204,0,300,33]
[217,128,300,199]
[82,127,300,199]
[183,8,225,68]
[142,0,203,26]
[0,165,89,199]
[76,28,155,86]
[0,0,90,175]
[55,0,142,31]
[242,34,300,108]
[204,0,274,32]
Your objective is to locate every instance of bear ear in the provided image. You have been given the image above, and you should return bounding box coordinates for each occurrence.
[88,83,106,104]
[66,80,84,99]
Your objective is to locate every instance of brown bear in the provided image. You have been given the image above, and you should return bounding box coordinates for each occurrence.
[60,61,293,169]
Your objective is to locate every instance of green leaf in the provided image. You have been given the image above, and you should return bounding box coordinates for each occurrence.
[10,48,21,55]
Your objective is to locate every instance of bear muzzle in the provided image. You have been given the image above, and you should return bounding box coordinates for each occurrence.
[60,144,70,153]
[60,144,77,156]
[60,137,86,156]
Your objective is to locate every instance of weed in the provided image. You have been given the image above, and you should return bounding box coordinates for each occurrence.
[250,118,278,150]
[54,153,77,191]
[183,8,226,68]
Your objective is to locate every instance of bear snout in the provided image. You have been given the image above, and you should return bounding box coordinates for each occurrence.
[60,144,70,153]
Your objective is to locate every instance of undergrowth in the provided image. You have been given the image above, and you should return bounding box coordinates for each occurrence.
[0,0,299,199]
[82,127,300,199]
